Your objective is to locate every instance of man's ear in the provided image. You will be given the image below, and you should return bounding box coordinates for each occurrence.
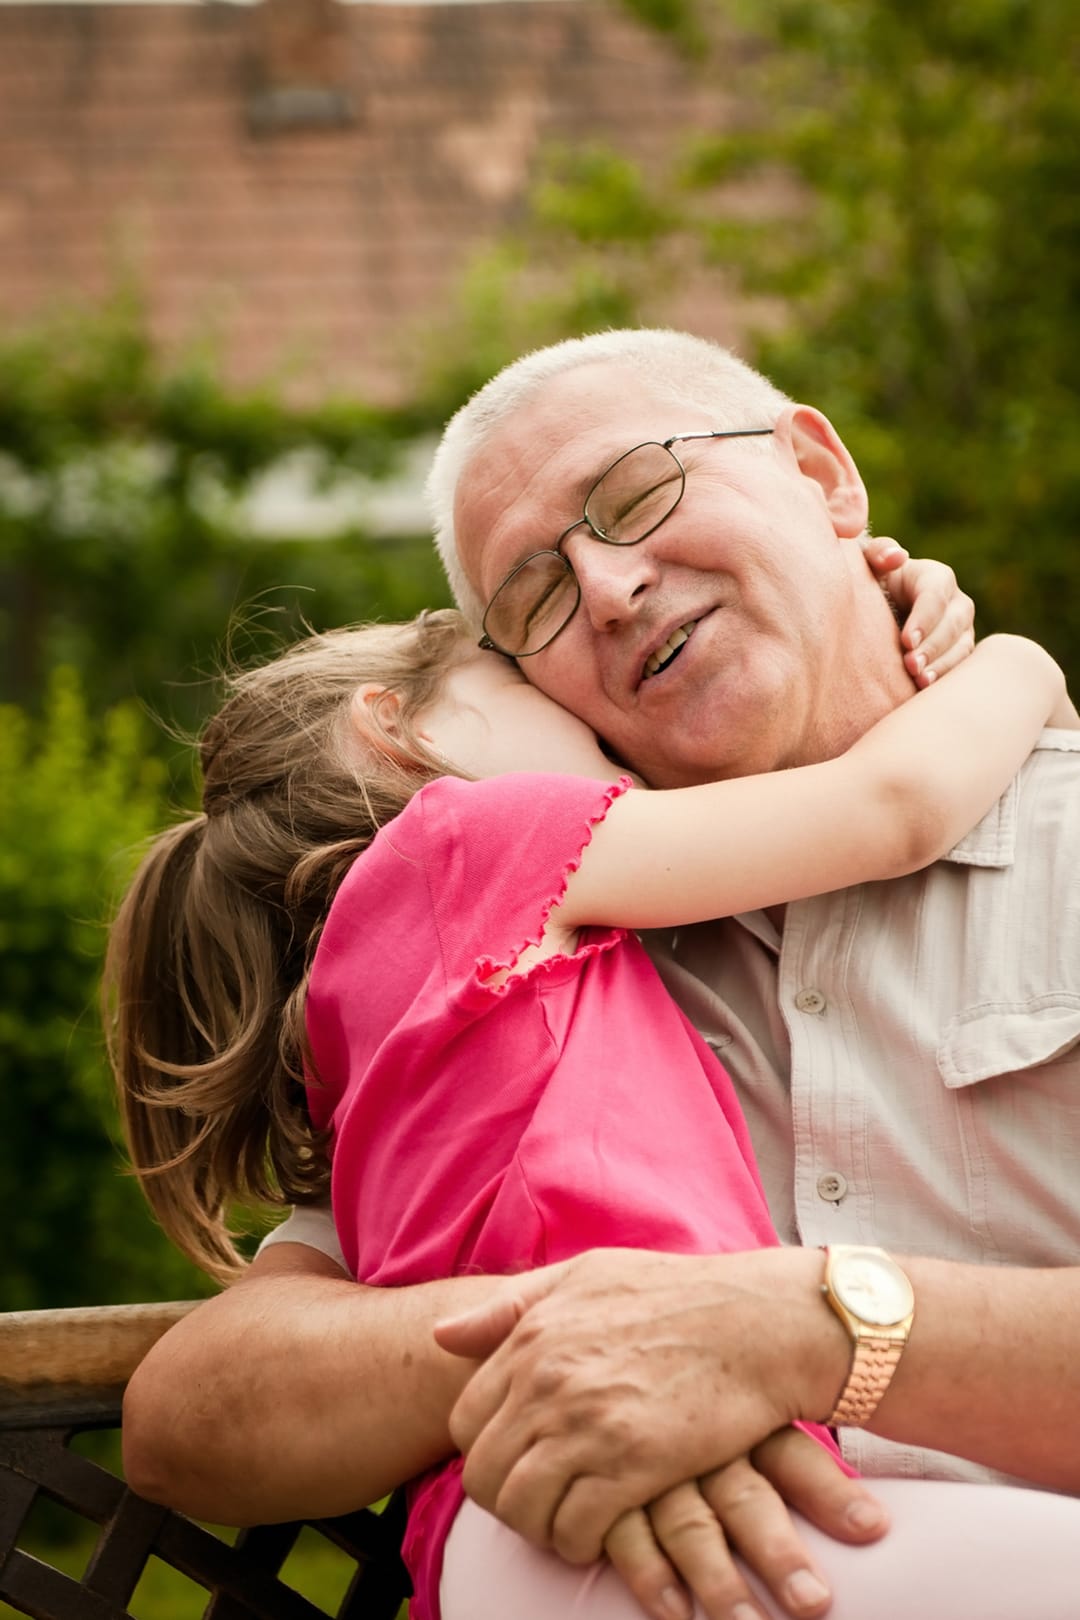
[777,403,869,538]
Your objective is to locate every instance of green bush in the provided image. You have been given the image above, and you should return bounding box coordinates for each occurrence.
[0,669,211,1307]
[0,305,455,1306]
[0,300,450,733]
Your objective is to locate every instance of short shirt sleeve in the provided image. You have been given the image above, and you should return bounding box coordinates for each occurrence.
[256,1203,346,1271]
[407,771,633,996]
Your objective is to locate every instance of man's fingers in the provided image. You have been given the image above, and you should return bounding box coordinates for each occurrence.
[434,1265,567,1360]
[447,1353,514,1460]
[698,1457,830,1619]
[552,1470,654,1565]
[750,1428,889,1545]
[604,1507,694,1620]
[491,1436,587,1549]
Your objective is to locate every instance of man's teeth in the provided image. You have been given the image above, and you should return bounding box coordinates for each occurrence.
[643,620,697,679]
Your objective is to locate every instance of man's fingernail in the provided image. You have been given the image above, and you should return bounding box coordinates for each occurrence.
[846,1497,886,1532]
[908,627,923,649]
[784,1568,830,1611]
[732,1604,760,1620]
[658,1586,692,1620]
[924,667,937,684]
[912,651,926,674]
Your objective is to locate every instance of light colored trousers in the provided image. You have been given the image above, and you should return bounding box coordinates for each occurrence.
[442,1482,1080,1619]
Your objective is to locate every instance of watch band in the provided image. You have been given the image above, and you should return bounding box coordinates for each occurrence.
[821,1245,915,1429]
[828,1334,908,1427]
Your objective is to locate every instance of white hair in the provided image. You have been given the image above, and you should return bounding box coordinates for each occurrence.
[426,329,792,626]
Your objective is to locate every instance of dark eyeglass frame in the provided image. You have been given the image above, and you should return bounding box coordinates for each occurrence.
[478,427,775,659]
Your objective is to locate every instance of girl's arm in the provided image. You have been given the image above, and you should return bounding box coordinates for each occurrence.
[560,634,1065,931]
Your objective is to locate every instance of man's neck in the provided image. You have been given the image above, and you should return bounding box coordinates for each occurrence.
[794,589,917,768]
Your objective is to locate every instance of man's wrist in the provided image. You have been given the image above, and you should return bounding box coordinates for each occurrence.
[791,1247,855,1424]
[819,1246,916,1426]
[710,1246,853,1427]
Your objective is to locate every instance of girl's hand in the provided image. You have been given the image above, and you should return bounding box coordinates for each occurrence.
[864,538,976,689]
[602,1428,889,1620]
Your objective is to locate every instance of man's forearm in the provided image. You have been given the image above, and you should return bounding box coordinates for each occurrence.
[441,1245,1080,1555]
[122,1245,496,1524]
[871,1254,1080,1491]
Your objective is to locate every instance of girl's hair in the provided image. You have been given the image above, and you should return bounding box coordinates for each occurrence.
[426,328,792,626]
[103,608,472,1282]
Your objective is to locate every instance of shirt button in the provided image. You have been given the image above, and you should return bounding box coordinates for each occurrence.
[794,988,827,1014]
[817,1171,848,1202]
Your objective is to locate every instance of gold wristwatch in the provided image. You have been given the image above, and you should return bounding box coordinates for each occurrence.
[821,1245,915,1427]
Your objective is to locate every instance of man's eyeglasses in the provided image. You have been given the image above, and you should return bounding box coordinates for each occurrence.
[478,428,775,659]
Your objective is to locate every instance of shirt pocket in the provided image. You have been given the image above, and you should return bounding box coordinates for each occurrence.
[933,993,1080,1265]
[937,994,1080,1089]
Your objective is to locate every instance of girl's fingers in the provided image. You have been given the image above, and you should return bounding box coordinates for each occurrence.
[697,1459,831,1619]
[604,1507,694,1620]
[644,1477,771,1620]
[863,535,909,575]
[881,555,975,686]
[749,1427,888,1545]
[906,605,977,686]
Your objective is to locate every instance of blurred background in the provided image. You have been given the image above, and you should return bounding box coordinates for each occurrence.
[2,0,1078,1318]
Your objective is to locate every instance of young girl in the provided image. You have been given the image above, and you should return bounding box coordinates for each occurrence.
[105,611,1080,1620]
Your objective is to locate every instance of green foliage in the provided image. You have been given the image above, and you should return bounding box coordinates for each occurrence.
[698,0,1080,682]
[417,237,646,420]
[533,147,678,247]
[618,0,707,58]
[0,298,449,726]
[415,150,680,414]
[0,301,456,1307]
[0,670,213,1307]
[474,0,1079,688]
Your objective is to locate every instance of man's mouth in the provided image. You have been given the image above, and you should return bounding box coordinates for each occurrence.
[643,618,699,680]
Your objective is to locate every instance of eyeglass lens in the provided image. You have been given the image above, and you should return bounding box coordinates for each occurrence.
[485,442,684,656]
[585,441,684,542]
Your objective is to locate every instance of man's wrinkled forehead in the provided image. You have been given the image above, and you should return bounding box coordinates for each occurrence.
[454,363,707,595]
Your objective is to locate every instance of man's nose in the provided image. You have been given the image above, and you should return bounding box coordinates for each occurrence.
[564,533,659,630]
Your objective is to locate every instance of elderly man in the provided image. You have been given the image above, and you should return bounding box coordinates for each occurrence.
[122,332,1080,1617]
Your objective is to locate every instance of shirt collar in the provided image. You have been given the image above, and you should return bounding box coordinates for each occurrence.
[945,727,1080,870]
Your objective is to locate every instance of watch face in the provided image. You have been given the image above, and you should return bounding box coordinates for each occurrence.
[833,1250,914,1326]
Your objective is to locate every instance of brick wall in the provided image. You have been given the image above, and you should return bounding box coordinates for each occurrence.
[0,0,754,402]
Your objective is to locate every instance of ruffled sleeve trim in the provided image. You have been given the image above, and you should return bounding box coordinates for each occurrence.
[469,774,633,997]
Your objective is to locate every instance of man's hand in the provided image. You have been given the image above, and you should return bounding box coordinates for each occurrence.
[604,1430,888,1620]
[863,539,976,687]
[435,1247,848,1563]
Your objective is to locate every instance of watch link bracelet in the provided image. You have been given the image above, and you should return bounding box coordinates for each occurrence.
[821,1244,915,1427]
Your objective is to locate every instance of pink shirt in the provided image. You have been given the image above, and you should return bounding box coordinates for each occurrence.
[305,773,838,1618]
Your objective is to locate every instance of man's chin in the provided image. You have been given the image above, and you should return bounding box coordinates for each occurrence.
[630,728,792,788]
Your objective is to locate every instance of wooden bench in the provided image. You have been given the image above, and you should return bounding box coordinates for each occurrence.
[0,1304,411,1619]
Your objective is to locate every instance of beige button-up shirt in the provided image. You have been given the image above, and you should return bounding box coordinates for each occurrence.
[649,728,1080,1481]
[270,730,1080,1482]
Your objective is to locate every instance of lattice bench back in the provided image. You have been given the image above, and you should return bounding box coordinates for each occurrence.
[0,1305,411,1620]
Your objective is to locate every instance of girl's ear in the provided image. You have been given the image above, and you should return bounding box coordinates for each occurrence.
[349,683,401,743]
[349,685,432,765]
